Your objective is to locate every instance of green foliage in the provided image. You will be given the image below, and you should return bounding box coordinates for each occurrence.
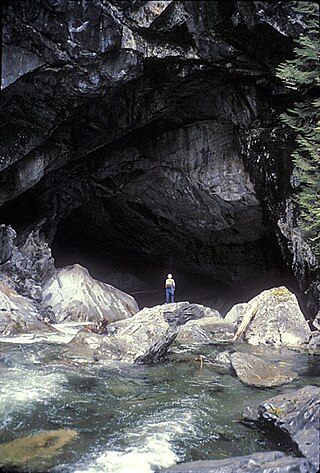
[276,2,320,256]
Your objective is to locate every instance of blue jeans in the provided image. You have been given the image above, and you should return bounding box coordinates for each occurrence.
[166,288,174,303]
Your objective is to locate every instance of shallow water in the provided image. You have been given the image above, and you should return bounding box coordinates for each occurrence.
[0,329,319,473]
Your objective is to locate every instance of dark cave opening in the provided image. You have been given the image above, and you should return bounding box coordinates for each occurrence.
[50,203,302,316]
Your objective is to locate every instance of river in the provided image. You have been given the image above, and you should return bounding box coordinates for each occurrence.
[0,324,319,473]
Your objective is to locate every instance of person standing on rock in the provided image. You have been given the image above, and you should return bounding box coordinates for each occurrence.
[165,273,175,303]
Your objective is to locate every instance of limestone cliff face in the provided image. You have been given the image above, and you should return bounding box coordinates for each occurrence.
[0,1,318,315]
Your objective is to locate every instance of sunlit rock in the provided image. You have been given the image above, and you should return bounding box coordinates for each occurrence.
[175,316,235,344]
[42,263,139,323]
[230,352,298,387]
[70,302,219,363]
[0,281,54,335]
[71,303,172,363]
[225,286,311,347]
[0,429,78,470]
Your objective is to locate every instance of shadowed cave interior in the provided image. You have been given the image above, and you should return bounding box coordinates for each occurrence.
[49,199,300,315]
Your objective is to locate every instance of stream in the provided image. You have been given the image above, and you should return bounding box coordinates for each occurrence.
[0,324,319,473]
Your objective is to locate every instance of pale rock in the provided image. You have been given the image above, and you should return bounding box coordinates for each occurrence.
[225,286,311,347]
[42,264,139,323]
[230,352,298,387]
[176,316,234,344]
[70,302,218,364]
[0,281,54,335]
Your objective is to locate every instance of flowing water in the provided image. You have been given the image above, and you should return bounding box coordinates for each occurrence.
[0,325,319,473]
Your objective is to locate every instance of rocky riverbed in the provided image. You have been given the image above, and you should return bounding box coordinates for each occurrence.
[0,225,319,472]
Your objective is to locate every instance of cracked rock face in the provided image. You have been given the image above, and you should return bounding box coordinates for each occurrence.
[0,1,318,315]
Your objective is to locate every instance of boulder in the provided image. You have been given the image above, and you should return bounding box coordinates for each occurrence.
[0,429,78,470]
[176,317,234,344]
[163,303,222,328]
[42,263,139,323]
[160,451,314,473]
[70,302,217,364]
[71,303,174,363]
[0,281,55,335]
[225,287,311,347]
[244,385,320,472]
[230,352,298,387]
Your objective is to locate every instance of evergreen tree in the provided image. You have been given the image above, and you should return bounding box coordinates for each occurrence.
[276,1,320,256]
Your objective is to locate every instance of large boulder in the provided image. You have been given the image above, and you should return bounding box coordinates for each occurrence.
[244,385,320,472]
[70,302,217,364]
[71,303,174,363]
[160,451,314,473]
[225,287,311,347]
[175,316,235,344]
[0,281,55,335]
[230,352,298,388]
[42,263,139,323]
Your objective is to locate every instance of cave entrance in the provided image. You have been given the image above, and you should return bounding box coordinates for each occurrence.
[51,201,300,315]
[51,204,235,312]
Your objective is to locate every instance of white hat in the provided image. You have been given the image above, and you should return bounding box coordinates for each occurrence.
[167,274,172,278]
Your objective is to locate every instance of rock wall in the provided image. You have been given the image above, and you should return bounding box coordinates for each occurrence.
[0,1,318,316]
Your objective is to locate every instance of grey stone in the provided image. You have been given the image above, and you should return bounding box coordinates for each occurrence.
[312,312,320,331]
[176,317,234,344]
[42,263,139,323]
[164,303,222,328]
[0,225,16,265]
[225,287,311,347]
[246,385,320,471]
[70,302,217,364]
[230,352,298,387]
[307,331,320,351]
[159,451,314,473]
[0,281,55,335]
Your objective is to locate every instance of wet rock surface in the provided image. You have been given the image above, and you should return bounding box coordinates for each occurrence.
[0,281,55,336]
[0,429,78,471]
[244,385,320,472]
[159,451,314,473]
[230,352,298,388]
